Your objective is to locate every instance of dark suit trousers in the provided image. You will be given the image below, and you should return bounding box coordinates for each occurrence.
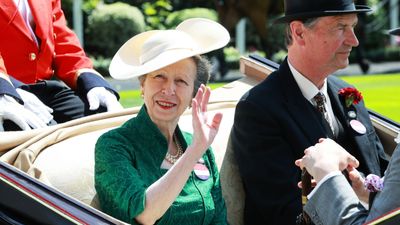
[4,80,106,131]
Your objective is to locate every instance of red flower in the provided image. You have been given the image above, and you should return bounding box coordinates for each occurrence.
[338,87,363,107]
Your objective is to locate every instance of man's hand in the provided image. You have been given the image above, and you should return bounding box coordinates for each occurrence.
[348,167,370,203]
[16,88,53,124]
[86,87,123,112]
[295,138,360,183]
[0,94,48,131]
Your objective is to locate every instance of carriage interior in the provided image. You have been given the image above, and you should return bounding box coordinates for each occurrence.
[0,56,398,225]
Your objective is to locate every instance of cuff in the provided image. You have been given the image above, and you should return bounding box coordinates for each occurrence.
[0,77,23,104]
[308,171,342,199]
[77,72,120,100]
[10,76,25,88]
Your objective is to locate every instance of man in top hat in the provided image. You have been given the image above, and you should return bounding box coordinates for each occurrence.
[230,0,389,224]
[294,28,400,225]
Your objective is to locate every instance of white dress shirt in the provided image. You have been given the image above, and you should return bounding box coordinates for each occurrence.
[13,0,39,46]
[288,60,339,135]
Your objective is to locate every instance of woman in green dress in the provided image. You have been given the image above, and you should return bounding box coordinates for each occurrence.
[95,18,230,225]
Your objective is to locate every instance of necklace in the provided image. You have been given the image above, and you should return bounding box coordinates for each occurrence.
[165,133,183,164]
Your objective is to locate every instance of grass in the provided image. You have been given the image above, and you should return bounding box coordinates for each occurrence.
[340,74,400,123]
[119,75,400,123]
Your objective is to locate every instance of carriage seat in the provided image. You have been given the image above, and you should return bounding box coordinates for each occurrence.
[28,98,246,225]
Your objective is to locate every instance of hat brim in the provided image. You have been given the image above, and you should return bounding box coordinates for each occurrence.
[274,5,371,24]
[389,28,400,36]
[109,18,230,80]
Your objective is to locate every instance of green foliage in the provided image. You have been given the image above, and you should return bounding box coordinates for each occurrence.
[271,49,287,64]
[364,0,389,50]
[264,18,287,57]
[91,56,111,77]
[85,2,145,58]
[223,47,240,63]
[142,0,173,30]
[366,46,400,62]
[165,8,218,28]
[61,0,73,26]
[350,46,400,63]
[82,0,101,13]
[61,0,101,27]
[104,0,143,5]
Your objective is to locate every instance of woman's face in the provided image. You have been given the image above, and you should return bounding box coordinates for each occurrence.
[141,58,196,126]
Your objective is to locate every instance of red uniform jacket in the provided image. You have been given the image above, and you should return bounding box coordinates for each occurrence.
[0,0,93,89]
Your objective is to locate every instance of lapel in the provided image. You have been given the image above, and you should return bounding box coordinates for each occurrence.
[327,76,379,173]
[279,59,328,145]
[327,77,348,129]
[27,0,49,42]
[0,0,32,41]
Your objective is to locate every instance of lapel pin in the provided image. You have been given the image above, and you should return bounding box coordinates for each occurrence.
[347,111,357,119]
[198,157,205,164]
[350,119,367,134]
[194,163,210,181]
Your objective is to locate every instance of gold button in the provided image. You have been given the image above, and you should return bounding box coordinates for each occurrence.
[53,14,56,21]
[29,53,36,61]
[53,33,57,39]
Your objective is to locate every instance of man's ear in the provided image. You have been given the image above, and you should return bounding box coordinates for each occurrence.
[290,21,306,45]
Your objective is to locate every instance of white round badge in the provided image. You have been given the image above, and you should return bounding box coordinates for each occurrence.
[350,119,367,134]
[194,163,210,181]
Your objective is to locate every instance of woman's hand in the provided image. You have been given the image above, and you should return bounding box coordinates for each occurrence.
[191,84,223,153]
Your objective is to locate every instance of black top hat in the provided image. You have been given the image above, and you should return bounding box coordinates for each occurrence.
[389,28,400,36]
[275,0,372,23]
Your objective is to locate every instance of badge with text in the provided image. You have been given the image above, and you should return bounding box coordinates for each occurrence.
[350,119,367,134]
[194,163,210,181]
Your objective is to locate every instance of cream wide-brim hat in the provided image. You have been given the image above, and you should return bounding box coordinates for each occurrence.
[109,18,230,80]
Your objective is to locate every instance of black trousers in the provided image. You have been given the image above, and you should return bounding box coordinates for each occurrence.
[4,80,106,131]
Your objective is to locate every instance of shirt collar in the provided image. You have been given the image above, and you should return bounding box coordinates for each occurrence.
[288,60,328,102]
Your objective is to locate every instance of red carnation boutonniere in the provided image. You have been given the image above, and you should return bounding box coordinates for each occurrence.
[338,87,363,108]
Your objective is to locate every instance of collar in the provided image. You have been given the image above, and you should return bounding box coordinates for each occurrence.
[126,105,187,161]
[288,60,328,103]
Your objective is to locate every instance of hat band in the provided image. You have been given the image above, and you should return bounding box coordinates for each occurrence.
[140,43,195,65]
[286,2,356,15]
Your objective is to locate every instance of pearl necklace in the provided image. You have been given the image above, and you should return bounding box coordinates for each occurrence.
[165,133,183,164]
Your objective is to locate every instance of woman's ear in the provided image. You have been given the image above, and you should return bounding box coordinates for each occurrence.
[140,87,144,98]
[139,75,146,98]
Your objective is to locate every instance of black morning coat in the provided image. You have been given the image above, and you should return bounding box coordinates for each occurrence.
[230,58,389,225]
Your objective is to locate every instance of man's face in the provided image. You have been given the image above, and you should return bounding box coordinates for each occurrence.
[304,14,359,74]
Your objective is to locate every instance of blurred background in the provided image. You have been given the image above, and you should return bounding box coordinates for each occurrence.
[61,0,400,122]
[62,0,400,77]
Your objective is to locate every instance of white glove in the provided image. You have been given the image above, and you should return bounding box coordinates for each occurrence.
[16,88,54,124]
[86,87,123,112]
[0,94,48,131]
